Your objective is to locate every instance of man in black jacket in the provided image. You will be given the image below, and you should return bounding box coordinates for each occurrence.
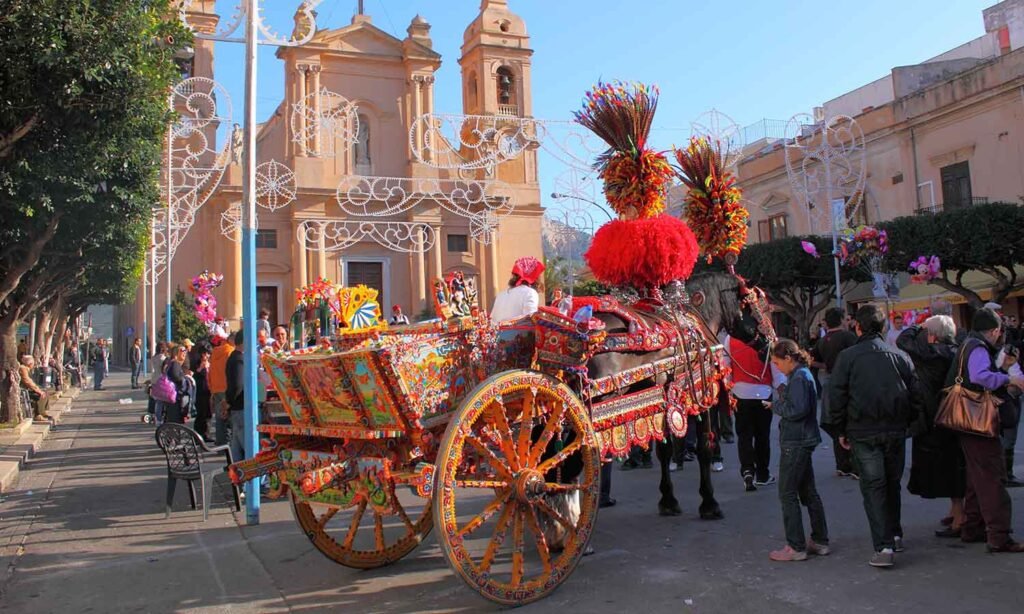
[225,330,246,464]
[813,307,859,478]
[828,304,923,568]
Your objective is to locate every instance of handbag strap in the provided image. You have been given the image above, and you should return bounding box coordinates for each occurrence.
[954,340,975,386]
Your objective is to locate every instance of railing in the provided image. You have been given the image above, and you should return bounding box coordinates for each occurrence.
[497,104,520,118]
[914,196,989,215]
[741,119,790,144]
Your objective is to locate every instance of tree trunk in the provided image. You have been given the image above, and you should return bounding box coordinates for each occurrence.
[33,308,51,362]
[0,316,23,424]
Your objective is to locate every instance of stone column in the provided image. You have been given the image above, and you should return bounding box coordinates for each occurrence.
[296,64,308,156]
[413,230,427,313]
[487,238,500,309]
[412,76,423,157]
[310,65,321,155]
[424,76,435,162]
[431,223,443,284]
[317,233,328,281]
[294,219,308,292]
[227,221,243,328]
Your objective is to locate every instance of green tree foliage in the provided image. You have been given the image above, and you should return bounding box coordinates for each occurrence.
[163,289,210,346]
[879,202,1024,308]
[730,236,870,344]
[0,0,189,421]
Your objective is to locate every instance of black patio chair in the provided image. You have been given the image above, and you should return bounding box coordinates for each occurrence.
[154,423,241,521]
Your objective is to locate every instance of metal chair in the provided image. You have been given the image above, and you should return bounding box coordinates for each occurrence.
[154,423,241,521]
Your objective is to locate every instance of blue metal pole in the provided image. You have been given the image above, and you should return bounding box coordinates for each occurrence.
[241,0,260,524]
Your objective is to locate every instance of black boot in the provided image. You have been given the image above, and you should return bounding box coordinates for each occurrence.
[1007,450,1023,488]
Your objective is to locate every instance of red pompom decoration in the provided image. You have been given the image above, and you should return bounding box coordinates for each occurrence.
[584,215,699,289]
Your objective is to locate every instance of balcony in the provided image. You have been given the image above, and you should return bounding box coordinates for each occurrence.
[497,104,520,118]
[915,196,989,215]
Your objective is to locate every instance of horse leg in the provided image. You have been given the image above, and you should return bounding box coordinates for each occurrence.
[697,413,724,520]
[656,435,682,516]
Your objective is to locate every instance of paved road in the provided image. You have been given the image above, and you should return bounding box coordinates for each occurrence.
[0,372,1022,613]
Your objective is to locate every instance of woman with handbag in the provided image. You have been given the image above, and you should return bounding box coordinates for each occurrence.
[897,316,965,537]
[940,308,1024,553]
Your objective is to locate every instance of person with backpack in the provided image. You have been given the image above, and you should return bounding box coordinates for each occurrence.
[828,304,924,568]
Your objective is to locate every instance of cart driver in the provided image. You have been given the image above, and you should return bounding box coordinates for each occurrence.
[490,256,545,323]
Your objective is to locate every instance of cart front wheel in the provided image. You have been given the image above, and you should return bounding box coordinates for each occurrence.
[434,370,600,606]
[291,489,433,570]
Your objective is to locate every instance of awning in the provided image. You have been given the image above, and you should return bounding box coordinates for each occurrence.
[889,270,1002,311]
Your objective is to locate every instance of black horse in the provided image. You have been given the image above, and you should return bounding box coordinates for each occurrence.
[583,270,775,519]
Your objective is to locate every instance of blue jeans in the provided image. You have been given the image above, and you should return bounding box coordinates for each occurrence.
[212,392,227,445]
[93,365,105,389]
[130,363,142,388]
[851,436,905,552]
[778,445,829,550]
[229,410,245,464]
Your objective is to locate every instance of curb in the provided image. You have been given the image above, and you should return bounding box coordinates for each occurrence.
[0,387,80,494]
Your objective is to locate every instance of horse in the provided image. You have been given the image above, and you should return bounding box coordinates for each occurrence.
[583,270,775,519]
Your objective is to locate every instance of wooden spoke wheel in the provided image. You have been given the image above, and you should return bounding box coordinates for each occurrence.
[433,370,600,606]
[290,488,433,570]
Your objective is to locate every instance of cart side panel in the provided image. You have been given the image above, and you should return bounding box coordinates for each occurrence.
[384,335,475,425]
[263,355,315,425]
[338,352,405,430]
[294,357,367,427]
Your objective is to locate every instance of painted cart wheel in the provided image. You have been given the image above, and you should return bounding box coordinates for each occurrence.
[433,370,600,606]
[290,489,433,570]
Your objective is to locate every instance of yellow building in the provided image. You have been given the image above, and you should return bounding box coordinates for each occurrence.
[123,0,542,341]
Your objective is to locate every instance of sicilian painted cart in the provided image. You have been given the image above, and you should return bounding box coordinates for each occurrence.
[229,278,730,606]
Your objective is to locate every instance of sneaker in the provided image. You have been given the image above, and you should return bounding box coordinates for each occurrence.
[743,473,757,492]
[893,536,905,553]
[711,461,724,473]
[753,475,776,487]
[682,450,697,463]
[869,548,895,568]
[848,472,860,480]
[1006,476,1024,488]
[669,462,682,472]
[806,540,831,556]
[769,545,808,562]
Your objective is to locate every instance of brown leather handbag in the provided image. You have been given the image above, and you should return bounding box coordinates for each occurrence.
[934,345,1000,438]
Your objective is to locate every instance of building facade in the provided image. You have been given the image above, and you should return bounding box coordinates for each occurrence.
[736,0,1024,319]
[120,0,542,352]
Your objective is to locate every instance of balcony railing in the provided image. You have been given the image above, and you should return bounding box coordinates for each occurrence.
[497,104,520,117]
[914,196,989,215]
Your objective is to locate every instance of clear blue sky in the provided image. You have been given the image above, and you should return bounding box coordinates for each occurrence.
[206,0,996,193]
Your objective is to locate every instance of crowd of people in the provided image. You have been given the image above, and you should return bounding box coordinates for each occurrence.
[772,303,1024,565]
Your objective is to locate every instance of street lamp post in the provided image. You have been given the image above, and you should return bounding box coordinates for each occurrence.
[179,0,323,526]
[550,192,614,221]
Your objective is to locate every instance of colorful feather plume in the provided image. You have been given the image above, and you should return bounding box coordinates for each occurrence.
[672,136,749,262]
[573,81,673,219]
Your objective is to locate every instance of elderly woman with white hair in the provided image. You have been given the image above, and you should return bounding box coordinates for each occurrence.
[896,314,965,536]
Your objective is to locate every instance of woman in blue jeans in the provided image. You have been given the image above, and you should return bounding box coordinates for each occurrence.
[766,339,830,562]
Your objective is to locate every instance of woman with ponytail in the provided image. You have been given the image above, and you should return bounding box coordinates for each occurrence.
[766,339,831,561]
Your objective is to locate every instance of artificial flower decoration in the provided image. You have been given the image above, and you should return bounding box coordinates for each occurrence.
[673,136,749,262]
[839,225,888,268]
[190,270,224,325]
[573,81,674,220]
[585,215,699,289]
[295,277,334,309]
[908,255,941,284]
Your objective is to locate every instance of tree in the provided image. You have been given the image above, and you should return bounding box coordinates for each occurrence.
[730,236,870,345]
[0,1,189,421]
[880,203,1024,309]
[163,289,210,345]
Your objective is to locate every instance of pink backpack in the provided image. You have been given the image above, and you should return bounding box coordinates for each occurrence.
[150,363,178,404]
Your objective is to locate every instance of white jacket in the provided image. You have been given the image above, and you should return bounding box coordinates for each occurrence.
[491,285,540,323]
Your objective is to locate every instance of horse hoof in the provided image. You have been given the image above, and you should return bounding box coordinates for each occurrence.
[659,503,683,516]
[699,508,724,521]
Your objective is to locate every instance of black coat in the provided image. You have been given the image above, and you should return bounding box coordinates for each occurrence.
[897,327,965,499]
[827,333,923,440]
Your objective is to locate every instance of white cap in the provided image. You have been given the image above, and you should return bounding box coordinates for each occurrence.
[983,302,1002,311]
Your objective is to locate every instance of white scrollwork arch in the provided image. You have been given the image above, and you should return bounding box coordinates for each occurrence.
[296,220,437,253]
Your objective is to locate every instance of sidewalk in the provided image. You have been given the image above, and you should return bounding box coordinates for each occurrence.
[0,384,80,493]
[0,372,288,613]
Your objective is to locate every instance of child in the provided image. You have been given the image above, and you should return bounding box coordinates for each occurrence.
[767,338,831,561]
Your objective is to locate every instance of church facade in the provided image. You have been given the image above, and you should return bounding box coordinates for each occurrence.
[124,0,543,340]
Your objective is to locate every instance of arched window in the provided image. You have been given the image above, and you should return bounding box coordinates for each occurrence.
[496,66,515,107]
[353,114,371,173]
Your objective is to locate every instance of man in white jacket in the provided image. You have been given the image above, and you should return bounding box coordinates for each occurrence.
[490,256,545,323]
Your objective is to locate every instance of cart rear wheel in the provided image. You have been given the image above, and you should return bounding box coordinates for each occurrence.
[434,370,600,606]
[291,489,433,570]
